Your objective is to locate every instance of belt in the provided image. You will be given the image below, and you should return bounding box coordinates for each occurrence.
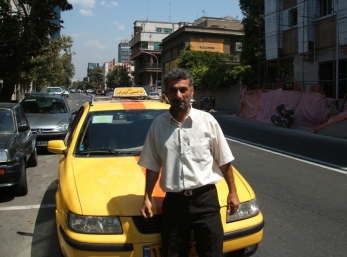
[170,184,215,197]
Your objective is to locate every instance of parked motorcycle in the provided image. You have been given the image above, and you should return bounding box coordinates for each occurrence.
[271,104,295,128]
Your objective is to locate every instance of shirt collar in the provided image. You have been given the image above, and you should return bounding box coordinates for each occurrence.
[166,106,197,125]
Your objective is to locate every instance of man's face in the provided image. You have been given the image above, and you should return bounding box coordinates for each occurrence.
[166,79,194,111]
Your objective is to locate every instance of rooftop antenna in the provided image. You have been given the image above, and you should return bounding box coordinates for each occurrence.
[202,9,206,17]
[146,0,148,21]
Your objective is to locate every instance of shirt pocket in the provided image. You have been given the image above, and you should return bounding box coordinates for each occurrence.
[189,138,211,162]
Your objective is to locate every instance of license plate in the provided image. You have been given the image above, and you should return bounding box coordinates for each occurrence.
[144,243,197,257]
[37,141,48,146]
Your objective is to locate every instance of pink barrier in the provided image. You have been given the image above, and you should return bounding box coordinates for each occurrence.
[240,90,327,129]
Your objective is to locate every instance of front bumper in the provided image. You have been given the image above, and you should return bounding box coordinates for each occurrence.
[0,161,22,187]
[56,213,264,257]
[34,132,67,147]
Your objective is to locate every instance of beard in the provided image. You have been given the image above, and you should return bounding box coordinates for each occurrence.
[170,98,190,111]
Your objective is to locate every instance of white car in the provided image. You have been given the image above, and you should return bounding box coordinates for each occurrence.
[45,87,64,95]
[147,92,160,100]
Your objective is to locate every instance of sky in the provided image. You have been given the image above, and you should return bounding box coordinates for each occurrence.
[61,0,244,81]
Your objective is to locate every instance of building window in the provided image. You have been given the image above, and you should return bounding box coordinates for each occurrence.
[290,8,298,26]
[164,28,172,33]
[319,0,332,17]
[153,42,161,50]
[141,42,148,49]
[235,42,242,52]
[156,28,162,33]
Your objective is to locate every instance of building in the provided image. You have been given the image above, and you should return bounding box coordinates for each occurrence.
[118,40,131,63]
[264,0,347,107]
[129,20,180,93]
[160,16,244,89]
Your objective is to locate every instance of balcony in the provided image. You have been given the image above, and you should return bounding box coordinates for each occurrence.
[137,63,162,73]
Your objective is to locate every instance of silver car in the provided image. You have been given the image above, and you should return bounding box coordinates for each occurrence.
[147,92,160,100]
[20,93,77,148]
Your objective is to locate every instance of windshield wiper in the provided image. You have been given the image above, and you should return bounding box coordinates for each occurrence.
[77,148,141,156]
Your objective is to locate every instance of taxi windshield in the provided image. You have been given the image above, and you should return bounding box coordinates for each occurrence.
[75,109,165,155]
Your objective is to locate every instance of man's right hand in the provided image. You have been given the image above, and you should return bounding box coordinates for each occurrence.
[140,198,153,219]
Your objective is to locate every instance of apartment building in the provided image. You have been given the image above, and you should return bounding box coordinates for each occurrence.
[129,20,180,93]
[161,16,244,79]
[264,0,347,105]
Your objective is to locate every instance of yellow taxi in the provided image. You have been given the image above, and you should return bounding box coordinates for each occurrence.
[47,88,264,257]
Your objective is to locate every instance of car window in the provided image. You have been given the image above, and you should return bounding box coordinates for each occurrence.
[21,98,67,114]
[15,107,28,126]
[0,109,15,132]
[66,106,85,147]
[46,87,62,93]
[74,109,165,155]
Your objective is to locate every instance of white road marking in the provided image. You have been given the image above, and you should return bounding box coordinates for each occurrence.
[0,204,56,211]
[226,137,347,175]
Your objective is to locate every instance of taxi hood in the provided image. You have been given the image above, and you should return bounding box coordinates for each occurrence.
[71,157,165,216]
[71,157,252,217]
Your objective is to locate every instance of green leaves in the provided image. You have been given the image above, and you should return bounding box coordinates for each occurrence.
[106,66,131,88]
[177,48,238,91]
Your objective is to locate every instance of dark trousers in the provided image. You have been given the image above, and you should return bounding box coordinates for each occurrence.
[161,184,223,257]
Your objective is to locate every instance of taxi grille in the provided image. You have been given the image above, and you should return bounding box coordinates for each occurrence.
[132,215,162,234]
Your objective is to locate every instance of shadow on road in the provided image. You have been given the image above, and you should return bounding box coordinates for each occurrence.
[30,180,61,257]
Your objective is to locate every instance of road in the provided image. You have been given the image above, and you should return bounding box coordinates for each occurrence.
[0,93,346,257]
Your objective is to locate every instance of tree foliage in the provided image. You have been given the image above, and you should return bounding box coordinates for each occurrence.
[88,66,104,88]
[0,0,73,101]
[239,0,265,86]
[177,48,238,91]
[106,66,131,88]
[25,36,75,90]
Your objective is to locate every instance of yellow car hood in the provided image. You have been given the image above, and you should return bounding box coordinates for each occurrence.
[72,156,165,216]
[71,157,251,217]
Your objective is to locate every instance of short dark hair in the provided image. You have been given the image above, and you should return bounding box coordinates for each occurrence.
[164,68,194,88]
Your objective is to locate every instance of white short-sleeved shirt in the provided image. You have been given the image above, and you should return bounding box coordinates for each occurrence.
[138,107,234,192]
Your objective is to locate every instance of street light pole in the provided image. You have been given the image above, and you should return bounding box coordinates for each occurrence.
[140,50,158,92]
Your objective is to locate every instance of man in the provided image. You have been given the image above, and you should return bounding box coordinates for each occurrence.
[138,68,239,257]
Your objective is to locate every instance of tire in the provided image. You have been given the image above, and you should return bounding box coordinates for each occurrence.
[15,161,28,196]
[271,114,283,126]
[28,146,38,167]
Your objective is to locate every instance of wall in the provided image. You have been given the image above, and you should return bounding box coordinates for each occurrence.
[194,85,241,113]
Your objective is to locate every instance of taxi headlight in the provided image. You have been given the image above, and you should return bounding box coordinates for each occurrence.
[226,198,260,223]
[0,151,7,162]
[67,211,123,234]
[55,123,69,132]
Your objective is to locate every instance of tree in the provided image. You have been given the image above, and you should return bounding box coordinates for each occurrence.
[88,66,104,89]
[239,0,265,87]
[106,66,131,88]
[177,48,237,91]
[0,0,73,102]
[25,36,75,91]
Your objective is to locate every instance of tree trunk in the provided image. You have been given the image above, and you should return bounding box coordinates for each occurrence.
[0,81,16,102]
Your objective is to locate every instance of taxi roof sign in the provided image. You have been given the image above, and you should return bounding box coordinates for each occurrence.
[113,87,147,98]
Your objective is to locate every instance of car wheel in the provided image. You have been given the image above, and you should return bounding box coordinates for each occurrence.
[28,146,38,167]
[15,161,28,196]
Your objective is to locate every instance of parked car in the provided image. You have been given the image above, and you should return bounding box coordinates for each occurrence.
[47,88,264,257]
[147,92,161,100]
[20,93,77,148]
[61,90,69,98]
[0,103,37,196]
[70,89,76,93]
[45,87,64,95]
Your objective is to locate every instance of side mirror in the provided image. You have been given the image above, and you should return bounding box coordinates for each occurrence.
[47,140,67,155]
[18,124,30,132]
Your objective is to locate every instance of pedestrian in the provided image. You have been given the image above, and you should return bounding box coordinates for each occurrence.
[138,68,240,257]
